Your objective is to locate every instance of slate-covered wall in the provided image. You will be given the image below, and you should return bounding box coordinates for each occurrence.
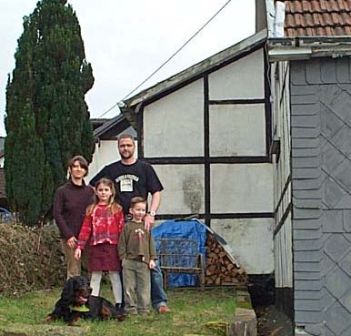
[291,57,351,335]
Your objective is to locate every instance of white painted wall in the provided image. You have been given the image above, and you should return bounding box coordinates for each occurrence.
[209,104,266,156]
[143,79,204,157]
[210,163,273,213]
[209,49,264,100]
[153,164,205,215]
[212,218,274,274]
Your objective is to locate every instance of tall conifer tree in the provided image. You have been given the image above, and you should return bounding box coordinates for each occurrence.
[5,0,95,225]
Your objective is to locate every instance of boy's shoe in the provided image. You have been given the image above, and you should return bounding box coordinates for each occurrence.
[126,308,138,316]
[158,305,170,314]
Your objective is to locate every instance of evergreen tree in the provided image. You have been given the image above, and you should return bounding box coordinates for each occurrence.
[5,0,95,226]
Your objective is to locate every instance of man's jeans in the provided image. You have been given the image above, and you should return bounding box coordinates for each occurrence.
[151,261,168,309]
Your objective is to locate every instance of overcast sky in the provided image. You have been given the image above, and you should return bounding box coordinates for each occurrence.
[0,0,255,136]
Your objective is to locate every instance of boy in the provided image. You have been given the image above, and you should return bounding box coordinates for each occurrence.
[118,197,157,315]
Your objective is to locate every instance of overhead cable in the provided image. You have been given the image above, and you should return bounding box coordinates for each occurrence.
[97,0,232,118]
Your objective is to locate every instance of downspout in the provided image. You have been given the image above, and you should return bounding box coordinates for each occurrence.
[265,0,275,38]
[265,0,286,38]
[274,2,285,37]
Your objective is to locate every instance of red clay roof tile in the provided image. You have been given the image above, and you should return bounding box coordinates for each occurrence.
[277,0,351,36]
[302,1,311,12]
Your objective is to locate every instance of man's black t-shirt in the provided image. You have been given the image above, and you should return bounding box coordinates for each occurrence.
[90,160,163,215]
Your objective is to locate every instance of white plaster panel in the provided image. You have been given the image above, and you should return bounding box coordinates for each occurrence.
[209,104,266,156]
[87,140,138,182]
[153,164,205,215]
[143,80,204,157]
[211,218,274,274]
[210,163,273,213]
[209,49,264,100]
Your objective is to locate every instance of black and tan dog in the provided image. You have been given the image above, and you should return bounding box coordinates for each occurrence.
[47,276,125,325]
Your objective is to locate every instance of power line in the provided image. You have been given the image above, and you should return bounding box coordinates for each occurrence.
[98,0,232,118]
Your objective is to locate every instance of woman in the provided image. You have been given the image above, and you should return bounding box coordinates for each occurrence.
[53,155,94,279]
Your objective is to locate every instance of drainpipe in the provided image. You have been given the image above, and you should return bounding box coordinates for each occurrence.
[265,0,275,38]
[273,1,286,37]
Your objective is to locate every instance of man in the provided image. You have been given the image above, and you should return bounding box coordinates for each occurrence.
[90,133,170,313]
[53,155,94,279]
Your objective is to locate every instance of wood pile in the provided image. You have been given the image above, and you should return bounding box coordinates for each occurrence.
[205,233,248,286]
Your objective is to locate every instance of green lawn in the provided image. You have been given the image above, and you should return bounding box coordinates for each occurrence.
[0,286,237,336]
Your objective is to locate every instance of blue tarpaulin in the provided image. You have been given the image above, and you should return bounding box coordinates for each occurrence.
[152,219,207,288]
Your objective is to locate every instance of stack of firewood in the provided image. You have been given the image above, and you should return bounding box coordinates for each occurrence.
[204,233,248,286]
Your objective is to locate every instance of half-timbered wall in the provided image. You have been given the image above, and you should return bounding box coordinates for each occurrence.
[142,47,274,274]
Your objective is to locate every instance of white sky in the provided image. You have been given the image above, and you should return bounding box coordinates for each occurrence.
[0,0,255,136]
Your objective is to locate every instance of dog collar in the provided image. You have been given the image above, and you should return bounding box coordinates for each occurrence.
[69,304,90,313]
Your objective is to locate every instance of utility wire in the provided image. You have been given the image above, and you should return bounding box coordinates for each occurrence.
[98,0,232,118]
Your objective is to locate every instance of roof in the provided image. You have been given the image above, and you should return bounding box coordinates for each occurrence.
[281,0,351,37]
[93,113,136,140]
[122,29,267,109]
[90,118,110,131]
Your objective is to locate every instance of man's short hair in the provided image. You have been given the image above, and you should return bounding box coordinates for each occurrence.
[117,133,134,143]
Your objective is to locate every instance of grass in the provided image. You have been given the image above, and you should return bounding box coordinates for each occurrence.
[0,286,238,336]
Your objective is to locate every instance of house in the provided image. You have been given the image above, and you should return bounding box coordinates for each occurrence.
[119,29,274,279]
[267,0,351,335]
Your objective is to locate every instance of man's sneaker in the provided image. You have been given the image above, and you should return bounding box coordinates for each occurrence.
[158,305,170,314]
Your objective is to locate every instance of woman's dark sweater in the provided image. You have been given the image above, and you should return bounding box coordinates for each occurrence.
[53,180,94,240]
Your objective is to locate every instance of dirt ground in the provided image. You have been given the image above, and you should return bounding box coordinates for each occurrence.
[256,305,293,336]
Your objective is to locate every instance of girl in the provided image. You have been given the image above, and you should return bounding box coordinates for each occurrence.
[74,178,124,311]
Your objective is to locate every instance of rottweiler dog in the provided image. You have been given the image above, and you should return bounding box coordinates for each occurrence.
[46,275,125,325]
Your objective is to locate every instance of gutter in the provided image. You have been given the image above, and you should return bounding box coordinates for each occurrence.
[267,37,351,61]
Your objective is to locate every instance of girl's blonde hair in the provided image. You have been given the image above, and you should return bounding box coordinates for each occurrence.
[86,178,121,215]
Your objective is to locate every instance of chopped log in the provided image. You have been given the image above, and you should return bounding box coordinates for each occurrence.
[204,233,248,286]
